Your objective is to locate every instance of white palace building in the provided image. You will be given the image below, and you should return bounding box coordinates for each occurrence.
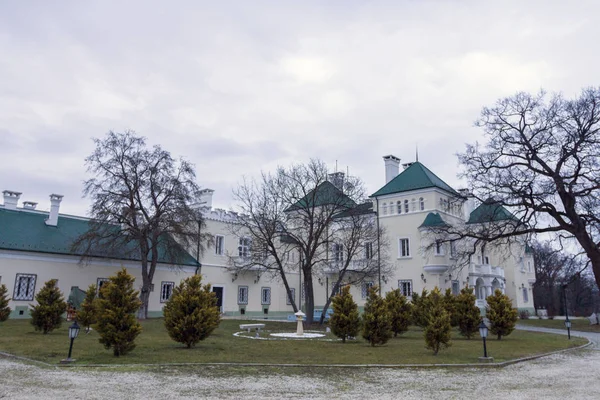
[0,155,536,319]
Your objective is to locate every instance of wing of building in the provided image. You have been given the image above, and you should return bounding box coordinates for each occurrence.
[0,156,536,320]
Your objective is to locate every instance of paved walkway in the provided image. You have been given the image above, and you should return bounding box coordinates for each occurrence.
[516,324,600,349]
[0,328,598,399]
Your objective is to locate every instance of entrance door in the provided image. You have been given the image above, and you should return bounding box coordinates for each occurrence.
[212,286,223,313]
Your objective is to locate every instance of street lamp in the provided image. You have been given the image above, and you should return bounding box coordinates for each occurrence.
[564,317,572,340]
[62,321,80,363]
[479,321,489,358]
[563,284,571,340]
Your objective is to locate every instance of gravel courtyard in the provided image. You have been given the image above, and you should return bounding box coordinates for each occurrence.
[1,328,598,400]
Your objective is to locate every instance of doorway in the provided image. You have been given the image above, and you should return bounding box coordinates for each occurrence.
[212,286,224,313]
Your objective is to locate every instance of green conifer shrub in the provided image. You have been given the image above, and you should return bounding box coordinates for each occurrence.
[0,284,11,322]
[411,289,430,328]
[385,288,412,337]
[486,289,518,340]
[30,279,67,334]
[443,288,459,327]
[77,284,98,333]
[456,286,481,339]
[163,275,221,348]
[329,285,360,343]
[424,299,452,355]
[362,286,392,347]
[95,268,142,356]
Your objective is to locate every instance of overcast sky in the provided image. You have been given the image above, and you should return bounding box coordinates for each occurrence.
[1,0,598,216]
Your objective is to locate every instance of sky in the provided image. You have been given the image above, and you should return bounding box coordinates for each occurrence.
[1,0,599,216]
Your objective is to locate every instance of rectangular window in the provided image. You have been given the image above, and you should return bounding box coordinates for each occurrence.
[261,287,271,305]
[527,261,532,273]
[484,256,490,265]
[362,281,374,299]
[238,237,251,258]
[96,278,109,296]
[523,288,529,303]
[331,282,340,296]
[365,242,374,260]
[452,280,460,296]
[435,240,444,256]
[13,273,37,301]
[215,235,224,255]
[160,281,174,303]
[450,241,457,258]
[238,286,249,305]
[286,288,295,305]
[399,238,410,257]
[333,243,344,262]
[398,279,413,297]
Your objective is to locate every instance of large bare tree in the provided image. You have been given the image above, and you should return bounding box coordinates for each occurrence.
[73,131,208,319]
[232,159,386,325]
[453,88,600,291]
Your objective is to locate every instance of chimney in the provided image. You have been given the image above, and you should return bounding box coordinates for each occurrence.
[383,155,400,184]
[2,190,22,210]
[328,172,345,191]
[23,201,38,210]
[195,189,214,209]
[45,194,63,226]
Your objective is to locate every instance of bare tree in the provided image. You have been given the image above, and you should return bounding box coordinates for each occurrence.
[232,159,387,325]
[72,131,208,319]
[434,88,600,291]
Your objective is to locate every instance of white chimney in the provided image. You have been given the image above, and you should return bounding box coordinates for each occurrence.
[195,189,214,209]
[23,201,38,210]
[383,155,400,184]
[45,194,63,226]
[2,190,22,210]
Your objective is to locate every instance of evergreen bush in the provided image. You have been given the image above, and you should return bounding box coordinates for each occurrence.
[411,289,430,328]
[424,299,452,355]
[0,284,11,322]
[77,284,98,333]
[329,285,360,343]
[486,289,518,340]
[362,286,392,346]
[385,288,412,337]
[95,268,142,356]
[443,288,459,327]
[163,275,221,348]
[30,279,67,334]
[456,286,481,339]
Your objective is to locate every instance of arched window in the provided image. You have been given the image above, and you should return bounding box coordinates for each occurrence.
[388,202,394,215]
[382,202,387,215]
[404,199,409,213]
[397,201,402,214]
[411,198,416,212]
[419,197,425,211]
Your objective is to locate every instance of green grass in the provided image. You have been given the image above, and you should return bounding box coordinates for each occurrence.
[518,318,600,333]
[0,319,586,366]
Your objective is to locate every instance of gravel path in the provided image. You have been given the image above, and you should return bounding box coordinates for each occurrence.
[1,329,599,399]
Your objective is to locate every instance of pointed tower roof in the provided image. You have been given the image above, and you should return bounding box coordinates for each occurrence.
[371,162,459,197]
[467,198,517,224]
[419,212,449,229]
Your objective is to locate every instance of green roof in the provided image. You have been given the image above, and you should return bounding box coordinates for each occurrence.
[0,208,198,266]
[419,212,449,228]
[467,199,517,224]
[371,162,459,197]
[333,202,375,219]
[286,181,356,212]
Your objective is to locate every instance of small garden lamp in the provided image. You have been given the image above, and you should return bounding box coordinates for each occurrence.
[564,317,571,340]
[478,321,489,358]
[65,321,80,362]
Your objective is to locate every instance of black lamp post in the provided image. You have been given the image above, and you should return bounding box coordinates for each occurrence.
[564,317,572,340]
[563,284,571,340]
[479,321,489,358]
[65,321,80,362]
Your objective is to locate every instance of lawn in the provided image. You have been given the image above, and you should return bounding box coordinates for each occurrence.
[518,318,600,333]
[0,319,586,366]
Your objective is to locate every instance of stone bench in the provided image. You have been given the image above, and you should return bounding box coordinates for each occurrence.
[240,323,266,336]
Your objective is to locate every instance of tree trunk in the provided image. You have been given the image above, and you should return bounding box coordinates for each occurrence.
[497,334,501,340]
[304,267,314,325]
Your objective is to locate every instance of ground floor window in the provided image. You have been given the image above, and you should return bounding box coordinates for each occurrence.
[13,273,36,301]
[451,280,460,295]
[398,279,412,297]
[523,287,529,303]
[261,287,271,305]
[238,286,249,305]
[286,288,295,305]
[362,281,374,299]
[96,278,109,296]
[160,281,175,303]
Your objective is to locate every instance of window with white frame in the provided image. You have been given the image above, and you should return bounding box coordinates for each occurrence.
[333,243,344,262]
[398,279,412,297]
[238,286,249,305]
[362,281,374,299]
[97,278,109,296]
[419,197,425,211]
[411,198,416,212]
[287,288,295,305]
[382,202,387,215]
[331,281,340,296]
[365,242,374,259]
[160,281,174,303]
[261,287,271,305]
[435,240,445,256]
[451,280,460,295]
[13,273,36,301]
[450,241,457,258]
[399,238,410,258]
[527,261,532,272]
[522,287,529,303]
[215,235,224,255]
[484,256,490,265]
[397,200,402,214]
[238,237,251,258]
[404,199,409,213]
